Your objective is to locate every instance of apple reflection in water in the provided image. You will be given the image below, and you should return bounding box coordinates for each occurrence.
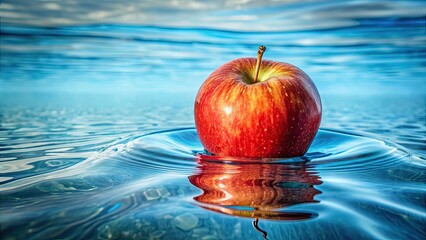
[189,159,322,221]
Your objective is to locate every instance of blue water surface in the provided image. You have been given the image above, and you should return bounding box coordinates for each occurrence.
[0,1,425,240]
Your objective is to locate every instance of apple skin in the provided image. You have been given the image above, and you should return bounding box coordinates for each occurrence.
[194,58,321,158]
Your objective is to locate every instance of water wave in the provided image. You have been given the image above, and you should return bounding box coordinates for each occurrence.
[1,128,425,239]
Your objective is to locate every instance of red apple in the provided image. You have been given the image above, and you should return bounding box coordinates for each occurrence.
[194,46,321,158]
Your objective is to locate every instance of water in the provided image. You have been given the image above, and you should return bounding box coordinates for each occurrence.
[1,1,425,240]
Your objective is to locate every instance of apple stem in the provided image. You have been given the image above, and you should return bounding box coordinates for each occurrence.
[253,218,268,240]
[253,45,266,83]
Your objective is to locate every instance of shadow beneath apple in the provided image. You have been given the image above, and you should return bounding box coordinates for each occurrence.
[188,157,322,221]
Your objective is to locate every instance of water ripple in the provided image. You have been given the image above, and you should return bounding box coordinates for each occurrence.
[104,128,415,173]
[1,128,425,239]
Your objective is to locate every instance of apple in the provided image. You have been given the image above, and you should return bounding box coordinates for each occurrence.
[188,159,322,220]
[194,46,321,158]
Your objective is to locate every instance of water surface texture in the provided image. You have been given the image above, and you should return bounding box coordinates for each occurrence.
[1,1,425,240]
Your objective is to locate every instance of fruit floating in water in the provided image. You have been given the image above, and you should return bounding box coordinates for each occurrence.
[194,46,322,158]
